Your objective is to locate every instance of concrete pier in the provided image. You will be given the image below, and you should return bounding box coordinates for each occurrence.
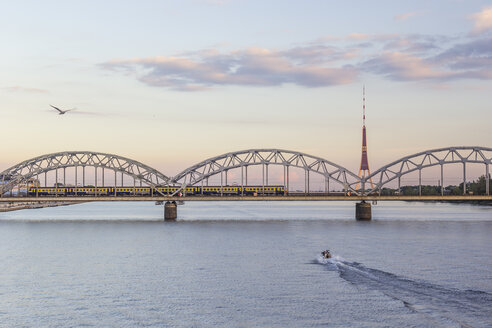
[164,201,177,221]
[355,201,371,220]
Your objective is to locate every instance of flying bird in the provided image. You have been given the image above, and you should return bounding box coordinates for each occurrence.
[50,104,74,115]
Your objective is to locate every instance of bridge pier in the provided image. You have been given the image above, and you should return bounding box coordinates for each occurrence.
[355,201,371,220]
[164,201,177,221]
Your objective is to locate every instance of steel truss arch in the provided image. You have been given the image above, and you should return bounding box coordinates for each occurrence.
[0,151,171,195]
[172,149,361,194]
[365,146,492,194]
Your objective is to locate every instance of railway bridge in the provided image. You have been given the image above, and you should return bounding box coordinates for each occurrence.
[1,147,491,220]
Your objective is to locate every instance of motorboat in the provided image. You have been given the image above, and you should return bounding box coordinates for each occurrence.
[321,250,331,259]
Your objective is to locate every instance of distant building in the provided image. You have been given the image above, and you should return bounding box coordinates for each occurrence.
[1,175,40,195]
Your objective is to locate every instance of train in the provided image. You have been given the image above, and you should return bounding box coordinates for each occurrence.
[27,185,286,196]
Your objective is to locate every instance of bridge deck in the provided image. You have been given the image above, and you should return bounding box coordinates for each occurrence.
[0,195,491,202]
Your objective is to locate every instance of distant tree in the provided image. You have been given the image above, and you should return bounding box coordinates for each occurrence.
[380,188,395,196]
[467,175,491,195]
[448,186,461,195]
[401,186,418,195]
[370,176,491,196]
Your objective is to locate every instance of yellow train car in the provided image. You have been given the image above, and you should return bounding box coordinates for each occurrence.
[28,185,286,196]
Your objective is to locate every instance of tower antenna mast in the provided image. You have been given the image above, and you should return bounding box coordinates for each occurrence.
[363,85,366,125]
[356,85,374,192]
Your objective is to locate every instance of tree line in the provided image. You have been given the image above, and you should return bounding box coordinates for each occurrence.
[379,175,491,196]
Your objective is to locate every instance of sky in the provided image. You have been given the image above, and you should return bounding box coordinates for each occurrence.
[0,0,491,183]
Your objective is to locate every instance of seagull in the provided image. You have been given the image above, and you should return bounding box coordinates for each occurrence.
[50,104,73,115]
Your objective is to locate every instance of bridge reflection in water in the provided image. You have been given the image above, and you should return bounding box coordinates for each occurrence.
[1,147,490,220]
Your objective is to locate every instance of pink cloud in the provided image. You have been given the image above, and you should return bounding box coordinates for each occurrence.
[363,52,450,80]
[469,6,492,34]
[101,32,492,90]
[101,47,358,91]
[394,12,418,21]
[347,33,371,41]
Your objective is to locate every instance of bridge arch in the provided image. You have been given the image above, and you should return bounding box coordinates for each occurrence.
[0,151,171,195]
[366,146,492,195]
[171,149,361,194]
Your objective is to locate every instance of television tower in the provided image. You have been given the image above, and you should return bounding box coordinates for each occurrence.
[356,86,374,191]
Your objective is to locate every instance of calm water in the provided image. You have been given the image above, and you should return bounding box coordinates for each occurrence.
[0,201,491,328]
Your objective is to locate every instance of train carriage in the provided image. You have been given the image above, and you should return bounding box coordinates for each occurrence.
[28,185,286,197]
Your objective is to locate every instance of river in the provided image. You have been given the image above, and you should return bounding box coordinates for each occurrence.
[0,201,491,327]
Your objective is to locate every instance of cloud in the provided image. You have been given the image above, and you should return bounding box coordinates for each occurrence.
[362,52,450,81]
[2,86,49,94]
[394,12,417,21]
[312,35,341,43]
[282,45,346,64]
[382,34,446,53]
[469,6,492,34]
[346,33,399,42]
[101,30,492,90]
[347,33,371,41]
[433,37,492,69]
[101,47,358,91]
[362,35,492,81]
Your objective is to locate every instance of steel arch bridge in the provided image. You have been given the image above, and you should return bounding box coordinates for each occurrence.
[171,149,361,194]
[365,146,492,195]
[0,151,171,196]
[0,147,490,198]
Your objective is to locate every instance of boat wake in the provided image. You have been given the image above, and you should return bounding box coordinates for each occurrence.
[317,255,492,328]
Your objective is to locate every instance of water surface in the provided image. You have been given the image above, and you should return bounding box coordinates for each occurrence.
[0,201,491,327]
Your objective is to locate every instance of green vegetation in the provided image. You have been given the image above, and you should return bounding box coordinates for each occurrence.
[379,175,491,196]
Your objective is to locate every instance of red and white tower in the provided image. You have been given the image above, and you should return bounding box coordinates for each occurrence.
[356,86,374,191]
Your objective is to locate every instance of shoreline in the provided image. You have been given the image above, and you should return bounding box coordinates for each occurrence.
[0,202,85,212]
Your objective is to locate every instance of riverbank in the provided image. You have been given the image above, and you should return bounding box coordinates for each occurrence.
[403,199,492,206]
[0,202,83,212]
